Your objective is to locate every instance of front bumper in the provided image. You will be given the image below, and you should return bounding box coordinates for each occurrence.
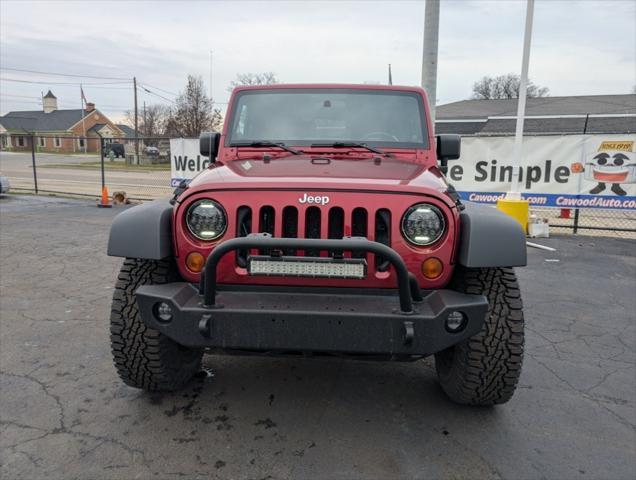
[136,235,488,356]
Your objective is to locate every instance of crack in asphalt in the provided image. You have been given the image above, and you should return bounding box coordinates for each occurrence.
[1,196,634,479]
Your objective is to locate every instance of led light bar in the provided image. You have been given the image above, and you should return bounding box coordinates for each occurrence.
[248,256,367,279]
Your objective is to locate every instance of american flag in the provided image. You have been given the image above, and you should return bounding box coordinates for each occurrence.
[80,85,87,106]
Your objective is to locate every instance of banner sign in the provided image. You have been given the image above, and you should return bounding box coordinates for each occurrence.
[169,138,210,187]
[452,134,636,210]
[170,135,636,210]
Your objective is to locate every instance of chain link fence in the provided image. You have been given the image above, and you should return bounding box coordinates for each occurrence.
[532,207,636,238]
[1,134,172,200]
[1,134,634,237]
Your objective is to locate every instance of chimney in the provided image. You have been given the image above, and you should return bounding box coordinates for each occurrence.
[85,102,95,113]
[43,90,57,113]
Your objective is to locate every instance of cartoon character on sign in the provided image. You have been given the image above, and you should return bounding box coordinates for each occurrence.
[571,141,635,196]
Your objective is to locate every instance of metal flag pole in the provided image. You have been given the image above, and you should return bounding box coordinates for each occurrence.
[80,84,87,153]
[497,0,534,233]
[508,0,535,198]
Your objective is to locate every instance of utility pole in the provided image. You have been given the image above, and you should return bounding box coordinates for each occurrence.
[143,101,147,137]
[421,0,440,123]
[133,76,139,163]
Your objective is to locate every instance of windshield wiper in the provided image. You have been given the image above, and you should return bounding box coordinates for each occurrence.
[310,142,389,156]
[232,141,302,155]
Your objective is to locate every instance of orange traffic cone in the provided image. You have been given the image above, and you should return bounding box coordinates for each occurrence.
[97,185,112,208]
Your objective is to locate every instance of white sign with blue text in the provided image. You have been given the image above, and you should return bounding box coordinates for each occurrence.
[169,138,211,187]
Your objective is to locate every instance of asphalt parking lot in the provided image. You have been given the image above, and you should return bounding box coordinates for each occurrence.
[1,194,634,480]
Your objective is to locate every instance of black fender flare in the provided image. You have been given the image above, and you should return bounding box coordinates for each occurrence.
[457,202,527,268]
[107,199,173,259]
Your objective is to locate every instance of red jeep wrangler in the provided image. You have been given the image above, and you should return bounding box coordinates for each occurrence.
[108,84,526,405]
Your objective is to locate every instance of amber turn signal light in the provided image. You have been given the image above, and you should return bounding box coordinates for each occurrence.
[421,257,443,279]
[186,252,205,273]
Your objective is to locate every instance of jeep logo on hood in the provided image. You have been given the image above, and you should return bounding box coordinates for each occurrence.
[298,193,330,206]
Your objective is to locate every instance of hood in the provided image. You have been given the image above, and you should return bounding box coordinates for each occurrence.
[186,155,449,196]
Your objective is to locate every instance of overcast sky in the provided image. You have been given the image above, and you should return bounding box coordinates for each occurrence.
[1,0,635,120]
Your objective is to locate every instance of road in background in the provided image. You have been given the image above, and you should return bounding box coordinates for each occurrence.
[0,152,172,199]
[1,195,634,479]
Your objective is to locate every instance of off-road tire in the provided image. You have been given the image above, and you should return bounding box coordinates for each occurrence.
[435,267,524,405]
[110,258,203,391]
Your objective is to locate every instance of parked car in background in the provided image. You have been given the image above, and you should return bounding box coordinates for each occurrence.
[143,146,160,156]
[103,143,125,158]
[0,175,10,194]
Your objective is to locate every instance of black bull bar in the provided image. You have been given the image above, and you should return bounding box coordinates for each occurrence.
[135,235,489,355]
[199,234,421,313]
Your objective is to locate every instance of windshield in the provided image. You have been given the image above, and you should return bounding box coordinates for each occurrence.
[227,88,428,149]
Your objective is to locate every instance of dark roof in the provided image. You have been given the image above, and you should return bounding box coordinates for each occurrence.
[478,118,588,135]
[585,116,636,134]
[0,109,92,132]
[115,124,136,137]
[435,94,636,136]
[43,90,57,99]
[436,94,636,120]
[88,123,106,133]
[0,115,38,131]
[435,121,487,135]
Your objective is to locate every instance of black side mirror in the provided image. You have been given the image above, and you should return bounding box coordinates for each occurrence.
[436,134,461,174]
[200,132,221,160]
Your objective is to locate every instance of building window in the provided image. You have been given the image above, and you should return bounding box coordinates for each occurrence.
[38,137,46,147]
[1,136,7,148]
[54,137,61,148]
[78,138,85,148]
[17,136,25,147]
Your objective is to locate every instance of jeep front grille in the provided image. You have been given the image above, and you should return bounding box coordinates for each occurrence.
[374,209,391,272]
[235,205,391,271]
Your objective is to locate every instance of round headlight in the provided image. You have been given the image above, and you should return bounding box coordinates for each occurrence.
[186,199,227,241]
[401,203,445,246]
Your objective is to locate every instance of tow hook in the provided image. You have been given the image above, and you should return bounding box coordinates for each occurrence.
[402,321,415,345]
[199,314,212,338]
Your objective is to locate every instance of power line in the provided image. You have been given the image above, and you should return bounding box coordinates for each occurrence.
[80,85,132,90]
[0,77,131,86]
[1,81,132,91]
[0,67,130,81]
[0,98,130,110]
[140,82,178,97]
[1,93,41,99]
[0,99,42,105]
[139,84,229,105]
[1,99,41,104]
[1,95,131,111]
[57,102,132,109]
[140,86,175,104]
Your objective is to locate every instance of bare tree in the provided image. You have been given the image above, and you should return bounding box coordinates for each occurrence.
[228,72,279,92]
[169,75,223,137]
[125,104,169,140]
[471,74,549,99]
